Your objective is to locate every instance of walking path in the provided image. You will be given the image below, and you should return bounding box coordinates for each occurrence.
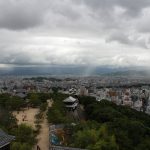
[34,99,53,150]
[13,108,39,129]
[35,112,49,150]
[13,99,53,150]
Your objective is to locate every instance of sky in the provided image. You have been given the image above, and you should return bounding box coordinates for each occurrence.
[0,0,150,68]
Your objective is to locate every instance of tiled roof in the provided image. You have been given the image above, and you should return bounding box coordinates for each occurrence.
[50,146,87,150]
[63,96,77,102]
[0,129,15,148]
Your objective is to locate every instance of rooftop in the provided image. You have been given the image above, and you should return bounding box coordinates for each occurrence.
[63,96,77,103]
[50,146,86,150]
[0,129,15,148]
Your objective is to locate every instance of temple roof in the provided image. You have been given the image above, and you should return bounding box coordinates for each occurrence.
[63,96,77,103]
[50,146,86,150]
[0,129,15,148]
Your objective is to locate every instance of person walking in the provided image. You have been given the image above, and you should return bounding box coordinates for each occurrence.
[37,145,40,150]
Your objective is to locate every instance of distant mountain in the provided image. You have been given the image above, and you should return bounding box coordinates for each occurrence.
[105,70,150,77]
[0,66,148,76]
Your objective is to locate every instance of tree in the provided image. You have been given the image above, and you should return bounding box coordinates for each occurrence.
[0,93,10,107]
[73,129,98,148]
[40,102,48,112]
[13,124,36,146]
[136,138,150,150]
[0,107,17,129]
[52,87,59,93]
[47,93,72,124]
[92,136,119,150]
[72,125,119,150]
[38,93,50,103]
[28,93,41,107]
[11,142,32,150]
[74,97,150,150]
[5,96,24,110]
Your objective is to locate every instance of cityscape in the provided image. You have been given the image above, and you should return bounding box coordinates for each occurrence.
[1,74,150,149]
[1,0,150,150]
[0,75,150,114]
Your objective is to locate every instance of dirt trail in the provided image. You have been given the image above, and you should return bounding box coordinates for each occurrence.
[35,112,50,150]
[13,108,39,129]
[34,99,53,150]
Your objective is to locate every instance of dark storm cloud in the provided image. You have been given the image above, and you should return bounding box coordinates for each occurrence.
[83,0,150,17]
[0,0,50,30]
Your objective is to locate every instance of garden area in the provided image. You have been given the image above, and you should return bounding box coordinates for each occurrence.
[0,92,52,150]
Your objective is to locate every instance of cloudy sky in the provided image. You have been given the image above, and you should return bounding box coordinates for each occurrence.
[1,0,150,68]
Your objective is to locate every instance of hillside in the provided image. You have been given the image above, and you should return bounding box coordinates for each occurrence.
[69,97,150,150]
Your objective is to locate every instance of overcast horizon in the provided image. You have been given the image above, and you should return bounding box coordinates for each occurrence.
[1,0,150,69]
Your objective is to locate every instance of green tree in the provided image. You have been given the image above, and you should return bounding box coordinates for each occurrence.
[38,93,50,103]
[47,93,72,124]
[73,129,98,148]
[0,93,10,107]
[13,124,36,146]
[72,125,119,150]
[77,97,150,150]
[11,142,32,150]
[5,96,24,110]
[0,107,17,129]
[40,102,48,112]
[29,93,41,107]
[136,138,150,150]
[92,136,119,150]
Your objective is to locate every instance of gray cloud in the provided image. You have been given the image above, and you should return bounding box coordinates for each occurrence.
[0,0,150,67]
[106,32,131,45]
[83,0,150,17]
[0,0,50,30]
[106,31,149,49]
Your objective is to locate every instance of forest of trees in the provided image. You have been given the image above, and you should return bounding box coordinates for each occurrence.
[70,96,150,150]
[1,91,150,150]
[46,93,150,149]
[47,93,73,124]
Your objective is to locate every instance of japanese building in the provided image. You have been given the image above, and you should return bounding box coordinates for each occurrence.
[0,129,15,150]
[63,96,78,111]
